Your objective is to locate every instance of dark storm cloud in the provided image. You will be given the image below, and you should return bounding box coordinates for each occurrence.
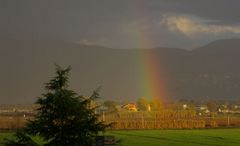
[1,0,240,48]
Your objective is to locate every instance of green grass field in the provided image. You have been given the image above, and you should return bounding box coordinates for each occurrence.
[0,129,240,146]
[108,129,240,146]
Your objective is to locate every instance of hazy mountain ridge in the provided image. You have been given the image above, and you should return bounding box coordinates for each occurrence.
[0,39,240,104]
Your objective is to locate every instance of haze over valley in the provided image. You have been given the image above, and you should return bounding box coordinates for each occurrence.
[1,39,240,104]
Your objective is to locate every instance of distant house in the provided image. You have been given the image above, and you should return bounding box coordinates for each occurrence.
[196,105,208,111]
[218,104,229,113]
[228,104,240,114]
[182,104,188,109]
[121,103,137,112]
[233,105,240,109]
[196,105,210,115]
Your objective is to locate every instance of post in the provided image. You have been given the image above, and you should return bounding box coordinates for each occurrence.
[102,110,105,122]
[227,115,230,127]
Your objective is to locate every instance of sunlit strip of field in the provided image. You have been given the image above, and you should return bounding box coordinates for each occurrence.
[107,129,240,146]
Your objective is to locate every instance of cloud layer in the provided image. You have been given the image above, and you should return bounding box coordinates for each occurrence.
[162,14,240,37]
[1,0,240,49]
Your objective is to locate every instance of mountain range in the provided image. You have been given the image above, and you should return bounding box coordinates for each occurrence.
[0,39,240,104]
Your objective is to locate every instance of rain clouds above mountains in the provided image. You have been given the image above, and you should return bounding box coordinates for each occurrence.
[1,0,240,49]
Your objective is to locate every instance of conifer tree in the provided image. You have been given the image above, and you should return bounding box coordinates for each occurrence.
[6,65,107,146]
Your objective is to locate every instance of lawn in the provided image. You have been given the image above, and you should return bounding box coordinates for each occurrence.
[107,129,240,146]
[0,129,240,146]
[0,132,45,146]
[0,133,13,145]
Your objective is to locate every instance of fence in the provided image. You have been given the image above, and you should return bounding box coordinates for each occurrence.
[0,116,27,131]
[1,111,240,131]
[103,110,206,129]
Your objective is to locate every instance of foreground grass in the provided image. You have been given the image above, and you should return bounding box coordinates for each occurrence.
[108,129,240,146]
[0,129,240,146]
[0,133,12,145]
[0,132,45,146]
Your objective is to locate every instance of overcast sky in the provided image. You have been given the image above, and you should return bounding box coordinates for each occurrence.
[1,0,240,49]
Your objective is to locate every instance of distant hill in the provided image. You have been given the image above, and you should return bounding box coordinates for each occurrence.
[0,39,240,104]
[194,39,240,54]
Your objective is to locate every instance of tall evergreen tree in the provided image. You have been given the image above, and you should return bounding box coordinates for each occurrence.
[6,65,107,146]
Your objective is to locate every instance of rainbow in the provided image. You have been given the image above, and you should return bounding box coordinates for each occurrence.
[129,21,169,102]
[135,49,169,102]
